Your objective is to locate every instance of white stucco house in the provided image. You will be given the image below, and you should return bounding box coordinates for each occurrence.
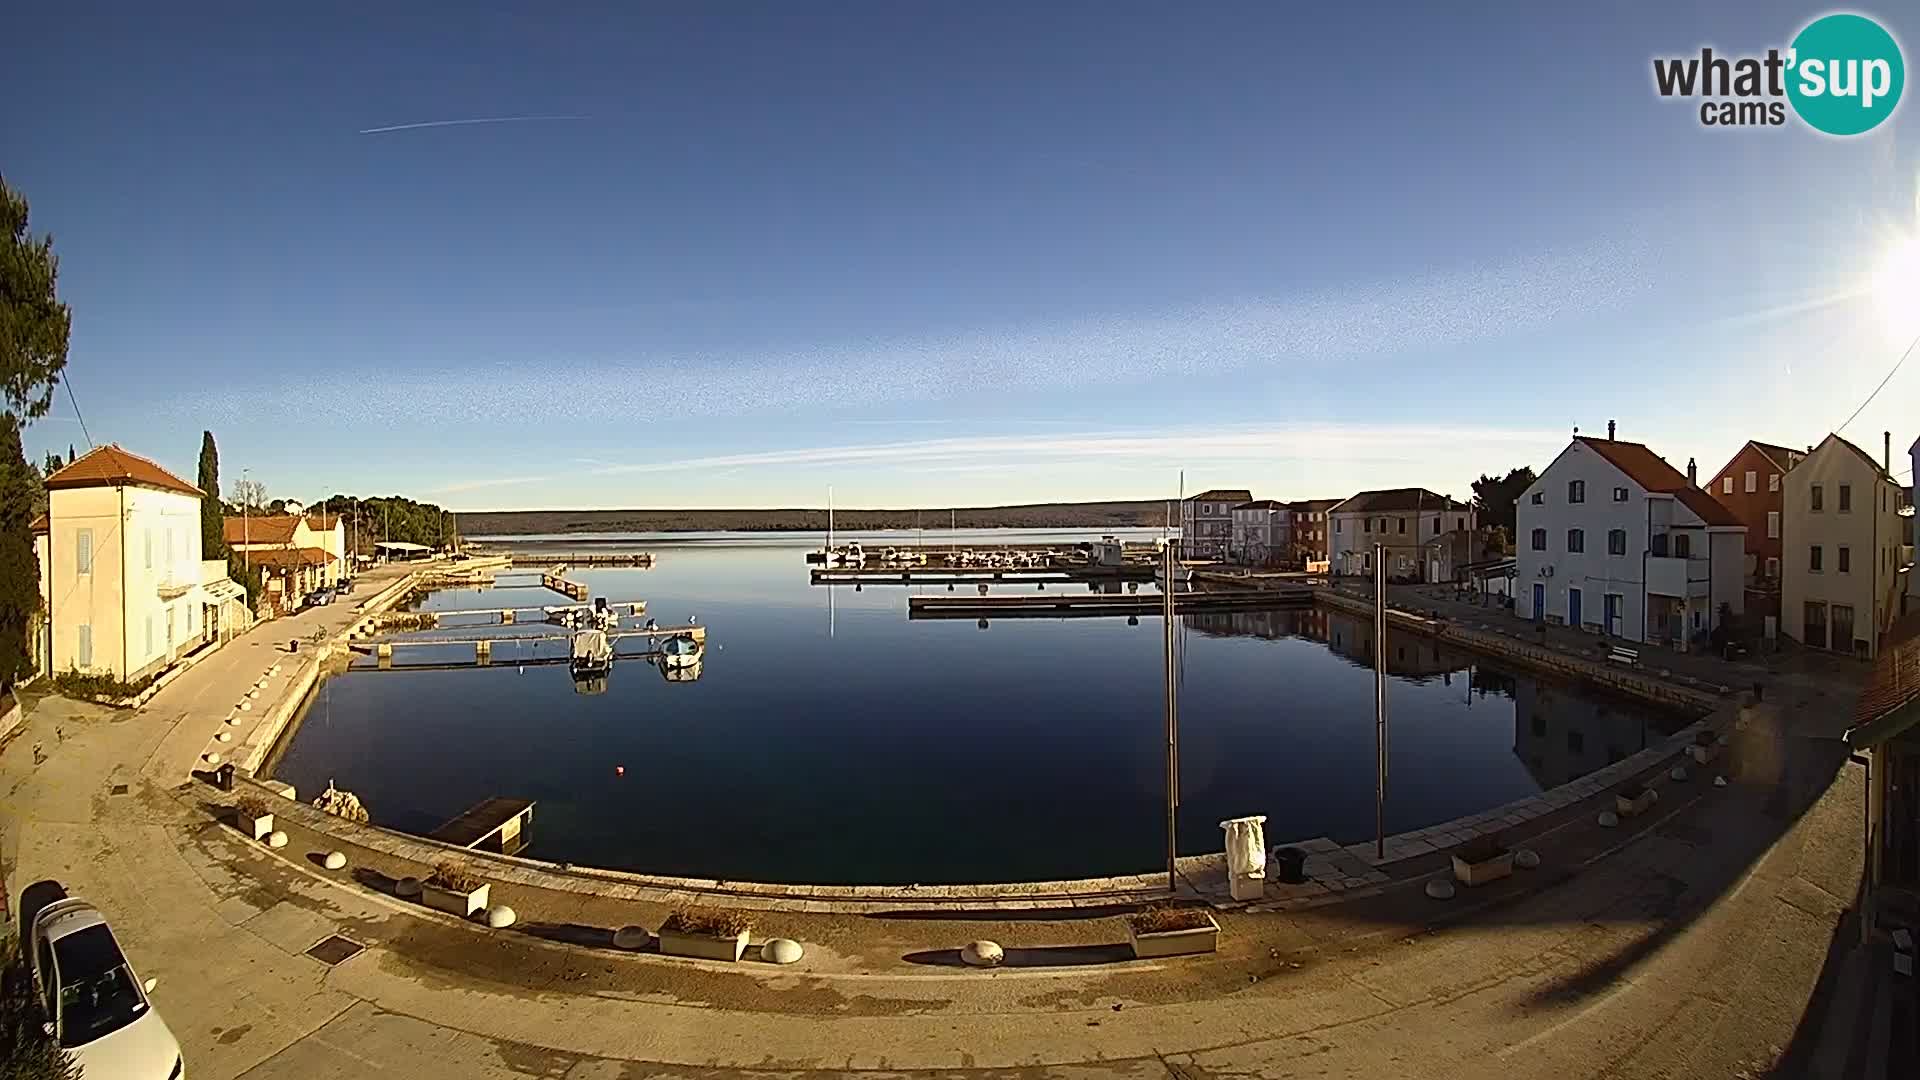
[1516,431,1745,649]
[1780,432,1907,658]
[1327,488,1474,579]
[37,445,249,683]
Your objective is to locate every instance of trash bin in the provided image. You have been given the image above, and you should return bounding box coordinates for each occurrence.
[1219,815,1268,901]
[214,763,236,791]
[289,639,299,653]
[1272,846,1308,884]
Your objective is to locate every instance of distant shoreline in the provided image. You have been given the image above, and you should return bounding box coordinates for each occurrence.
[458,500,1170,537]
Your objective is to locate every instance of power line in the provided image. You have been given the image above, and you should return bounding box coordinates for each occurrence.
[1837,330,1920,435]
[60,371,93,450]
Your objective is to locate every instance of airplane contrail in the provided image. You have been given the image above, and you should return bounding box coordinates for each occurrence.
[357,115,587,135]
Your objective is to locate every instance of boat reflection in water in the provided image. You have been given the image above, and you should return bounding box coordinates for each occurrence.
[573,673,609,696]
[659,656,704,683]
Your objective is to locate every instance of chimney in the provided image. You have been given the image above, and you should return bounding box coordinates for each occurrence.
[1687,457,1697,487]
[1607,420,1616,441]
[1885,431,1892,473]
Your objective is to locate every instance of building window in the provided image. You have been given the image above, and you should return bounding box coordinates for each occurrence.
[1335,520,1341,534]
[1810,545,1823,572]
[1804,601,1828,648]
[1608,529,1627,555]
[1767,511,1779,539]
[1568,480,1585,503]
[1745,470,1757,492]
[76,529,93,574]
[1530,492,1544,505]
[1612,487,1628,502]
[1722,476,1733,494]
[145,614,154,659]
[1811,485,1824,512]
[1838,545,1850,573]
[1766,556,1779,578]
[1531,528,1547,551]
[1201,504,1212,516]
[1567,730,1584,754]
[143,528,152,569]
[77,625,92,668]
[1397,518,1406,534]
[1433,517,1441,535]
[1839,484,1851,512]
[1674,533,1691,558]
[1567,528,1585,552]
[1769,473,1780,492]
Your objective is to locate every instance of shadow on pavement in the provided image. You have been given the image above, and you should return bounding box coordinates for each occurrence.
[868,903,1148,922]
[902,943,1133,968]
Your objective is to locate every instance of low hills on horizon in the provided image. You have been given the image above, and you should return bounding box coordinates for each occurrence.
[460,499,1172,535]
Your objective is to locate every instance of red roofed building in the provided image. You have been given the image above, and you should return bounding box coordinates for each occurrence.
[1515,423,1746,649]
[223,513,344,612]
[36,445,250,682]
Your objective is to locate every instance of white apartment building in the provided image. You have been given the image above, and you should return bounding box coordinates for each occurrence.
[1781,433,1907,658]
[1179,489,1250,560]
[1516,432,1745,649]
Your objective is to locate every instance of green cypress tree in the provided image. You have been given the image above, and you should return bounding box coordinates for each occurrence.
[198,431,228,561]
[0,414,40,691]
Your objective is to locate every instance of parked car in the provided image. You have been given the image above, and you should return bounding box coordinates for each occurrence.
[29,896,184,1080]
[304,589,332,607]
[335,578,354,596]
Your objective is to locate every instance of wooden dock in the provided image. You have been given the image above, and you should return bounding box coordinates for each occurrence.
[353,623,706,667]
[907,588,1314,619]
[506,552,655,567]
[429,797,534,854]
[540,571,590,600]
[812,564,1155,585]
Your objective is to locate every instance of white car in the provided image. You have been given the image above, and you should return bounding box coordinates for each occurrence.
[28,897,184,1080]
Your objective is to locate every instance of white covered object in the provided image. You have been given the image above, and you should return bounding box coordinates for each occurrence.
[1220,815,1268,901]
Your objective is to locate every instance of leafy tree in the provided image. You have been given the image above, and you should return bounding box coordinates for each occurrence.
[0,976,78,1080]
[198,431,227,561]
[1471,467,1537,534]
[40,452,59,475]
[0,414,40,692]
[1,177,72,423]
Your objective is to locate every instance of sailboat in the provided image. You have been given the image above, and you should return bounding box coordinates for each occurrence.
[1155,473,1194,589]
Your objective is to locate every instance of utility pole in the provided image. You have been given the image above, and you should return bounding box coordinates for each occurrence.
[1164,518,1180,894]
[1374,542,1389,860]
[242,467,251,577]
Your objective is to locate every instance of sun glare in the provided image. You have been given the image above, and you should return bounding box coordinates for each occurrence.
[1872,229,1920,342]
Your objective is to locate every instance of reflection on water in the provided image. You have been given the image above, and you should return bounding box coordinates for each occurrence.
[271,534,1692,884]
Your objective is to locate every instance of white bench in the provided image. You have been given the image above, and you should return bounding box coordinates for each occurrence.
[1608,645,1640,666]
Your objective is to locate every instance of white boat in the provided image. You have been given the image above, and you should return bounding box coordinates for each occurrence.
[569,628,613,677]
[1156,562,1195,587]
[660,634,703,669]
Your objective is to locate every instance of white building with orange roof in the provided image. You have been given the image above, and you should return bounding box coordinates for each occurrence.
[38,444,249,683]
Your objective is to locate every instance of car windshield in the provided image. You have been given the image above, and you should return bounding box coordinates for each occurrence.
[54,925,148,1046]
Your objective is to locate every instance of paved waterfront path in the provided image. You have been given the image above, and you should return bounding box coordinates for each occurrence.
[0,567,1888,1078]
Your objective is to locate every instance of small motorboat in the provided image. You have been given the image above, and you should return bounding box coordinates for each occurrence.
[660,656,703,682]
[659,634,704,669]
[569,628,614,678]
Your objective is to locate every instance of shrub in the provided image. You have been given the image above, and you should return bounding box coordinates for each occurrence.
[660,906,750,937]
[235,794,274,819]
[0,982,78,1080]
[1454,834,1507,864]
[1128,907,1215,934]
[49,668,153,704]
[426,861,484,893]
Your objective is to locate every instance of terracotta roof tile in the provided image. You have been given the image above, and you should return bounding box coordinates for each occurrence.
[243,547,336,571]
[306,513,343,530]
[1575,436,1741,526]
[1673,487,1743,527]
[224,515,302,545]
[1235,499,1286,509]
[1330,488,1469,514]
[43,445,201,498]
[1186,489,1252,503]
[1856,612,1920,725]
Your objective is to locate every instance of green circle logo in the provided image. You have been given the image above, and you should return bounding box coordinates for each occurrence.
[1787,13,1905,135]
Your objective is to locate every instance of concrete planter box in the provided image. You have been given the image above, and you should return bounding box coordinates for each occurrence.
[1615,787,1658,818]
[1688,734,1720,765]
[240,812,274,842]
[658,928,750,962]
[1127,915,1221,959]
[1451,849,1514,887]
[422,881,490,918]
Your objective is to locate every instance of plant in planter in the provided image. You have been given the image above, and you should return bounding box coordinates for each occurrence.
[1450,834,1515,887]
[1688,729,1720,765]
[657,906,752,962]
[1615,781,1658,818]
[1125,906,1220,959]
[420,861,490,918]
[235,794,276,842]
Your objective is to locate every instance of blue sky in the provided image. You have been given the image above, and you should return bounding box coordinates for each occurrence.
[5,2,1916,510]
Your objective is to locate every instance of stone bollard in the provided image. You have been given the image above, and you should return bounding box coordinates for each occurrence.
[1220,815,1268,901]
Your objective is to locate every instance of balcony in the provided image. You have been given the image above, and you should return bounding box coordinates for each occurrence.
[156,575,194,600]
[1646,555,1710,598]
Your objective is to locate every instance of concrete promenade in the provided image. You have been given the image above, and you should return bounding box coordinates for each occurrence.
[0,566,1891,1078]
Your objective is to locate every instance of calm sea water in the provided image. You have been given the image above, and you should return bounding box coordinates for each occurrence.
[269,531,1688,884]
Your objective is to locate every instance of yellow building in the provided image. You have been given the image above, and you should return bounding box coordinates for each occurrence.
[38,445,246,682]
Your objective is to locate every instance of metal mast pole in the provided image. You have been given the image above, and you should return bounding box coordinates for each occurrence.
[1164,516,1179,894]
[1374,542,1389,860]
